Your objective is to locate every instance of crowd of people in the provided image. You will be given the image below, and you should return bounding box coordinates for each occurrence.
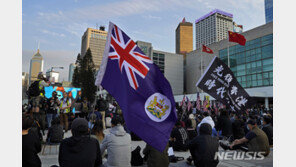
[22,73,273,167]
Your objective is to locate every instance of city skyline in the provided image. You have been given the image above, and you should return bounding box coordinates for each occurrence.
[22,0,265,81]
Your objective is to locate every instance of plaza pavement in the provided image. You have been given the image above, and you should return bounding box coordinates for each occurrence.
[39,130,273,167]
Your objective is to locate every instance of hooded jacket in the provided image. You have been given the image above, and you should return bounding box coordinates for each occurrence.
[198,116,215,129]
[58,135,102,167]
[187,123,219,167]
[100,125,131,167]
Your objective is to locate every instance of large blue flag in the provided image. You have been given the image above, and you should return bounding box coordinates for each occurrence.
[95,22,177,152]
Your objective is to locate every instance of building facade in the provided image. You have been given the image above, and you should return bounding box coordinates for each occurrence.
[68,63,76,82]
[46,71,59,84]
[135,41,153,59]
[186,22,273,108]
[29,49,44,85]
[265,0,273,23]
[81,27,107,69]
[22,72,29,99]
[175,18,193,55]
[195,9,233,50]
[153,50,184,95]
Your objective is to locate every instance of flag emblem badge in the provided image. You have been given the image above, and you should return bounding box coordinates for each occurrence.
[145,93,171,122]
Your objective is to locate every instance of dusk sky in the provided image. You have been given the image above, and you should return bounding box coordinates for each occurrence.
[22,0,265,81]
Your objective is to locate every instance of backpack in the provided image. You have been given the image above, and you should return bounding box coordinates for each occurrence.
[131,146,143,166]
[27,80,42,97]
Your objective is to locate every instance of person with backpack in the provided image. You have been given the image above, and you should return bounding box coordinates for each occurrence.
[59,92,72,132]
[28,72,49,113]
[28,72,49,135]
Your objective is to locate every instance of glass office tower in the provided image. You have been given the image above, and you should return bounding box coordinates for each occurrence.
[265,0,273,23]
[219,34,273,89]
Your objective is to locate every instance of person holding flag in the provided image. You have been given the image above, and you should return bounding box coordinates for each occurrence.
[95,22,177,152]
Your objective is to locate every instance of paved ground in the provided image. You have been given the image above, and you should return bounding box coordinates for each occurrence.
[39,130,273,167]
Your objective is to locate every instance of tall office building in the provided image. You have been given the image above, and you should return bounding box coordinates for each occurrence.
[136,40,184,95]
[175,18,193,55]
[68,63,76,82]
[22,72,29,99]
[29,49,44,84]
[265,0,273,23]
[81,26,107,70]
[195,9,233,50]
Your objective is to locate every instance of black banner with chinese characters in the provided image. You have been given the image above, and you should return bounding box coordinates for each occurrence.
[196,56,254,113]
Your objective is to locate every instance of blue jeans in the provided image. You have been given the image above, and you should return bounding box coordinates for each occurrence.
[47,113,57,128]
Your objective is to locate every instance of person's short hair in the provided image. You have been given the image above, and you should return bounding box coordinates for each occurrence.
[92,119,104,134]
[111,115,123,126]
[51,117,60,126]
[71,118,89,136]
[202,111,209,117]
[263,116,272,124]
[220,109,228,116]
[247,119,256,125]
[185,119,192,128]
[22,115,33,130]
[175,120,182,126]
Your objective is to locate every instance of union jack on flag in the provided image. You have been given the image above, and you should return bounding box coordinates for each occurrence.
[108,25,153,90]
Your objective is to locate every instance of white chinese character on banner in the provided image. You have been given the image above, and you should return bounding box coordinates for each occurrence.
[224,74,233,84]
[230,105,235,111]
[204,79,216,90]
[231,86,238,95]
[216,87,226,98]
[213,65,224,77]
[235,96,248,107]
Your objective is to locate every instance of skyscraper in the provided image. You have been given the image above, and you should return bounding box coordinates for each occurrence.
[81,26,107,70]
[265,0,273,23]
[175,18,193,55]
[22,72,29,99]
[195,9,233,50]
[68,63,76,82]
[29,49,44,84]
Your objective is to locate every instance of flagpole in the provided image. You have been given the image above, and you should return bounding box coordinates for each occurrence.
[227,32,230,68]
[200,43,203,93]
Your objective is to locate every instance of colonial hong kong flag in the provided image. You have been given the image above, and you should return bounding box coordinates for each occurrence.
[95,22,177,152]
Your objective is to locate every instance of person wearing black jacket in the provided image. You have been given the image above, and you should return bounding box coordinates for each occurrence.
[58,118,102,167]
[22,115,42,167]
[216,110,233,139]
[261,115,273,146]
[46,117,64,143]
[170,120,189,151]
[232,114,245,140]
[186,123,219,167]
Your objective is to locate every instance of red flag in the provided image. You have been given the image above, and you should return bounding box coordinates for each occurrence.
[186,96,192,111]
[203,97,208,112]
[202,45,213,54]
[182,17,186,23]
[228,31,246,46]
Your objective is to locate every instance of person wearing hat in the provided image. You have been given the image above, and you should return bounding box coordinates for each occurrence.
[58,118,102,167]
[220,119,270,156]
